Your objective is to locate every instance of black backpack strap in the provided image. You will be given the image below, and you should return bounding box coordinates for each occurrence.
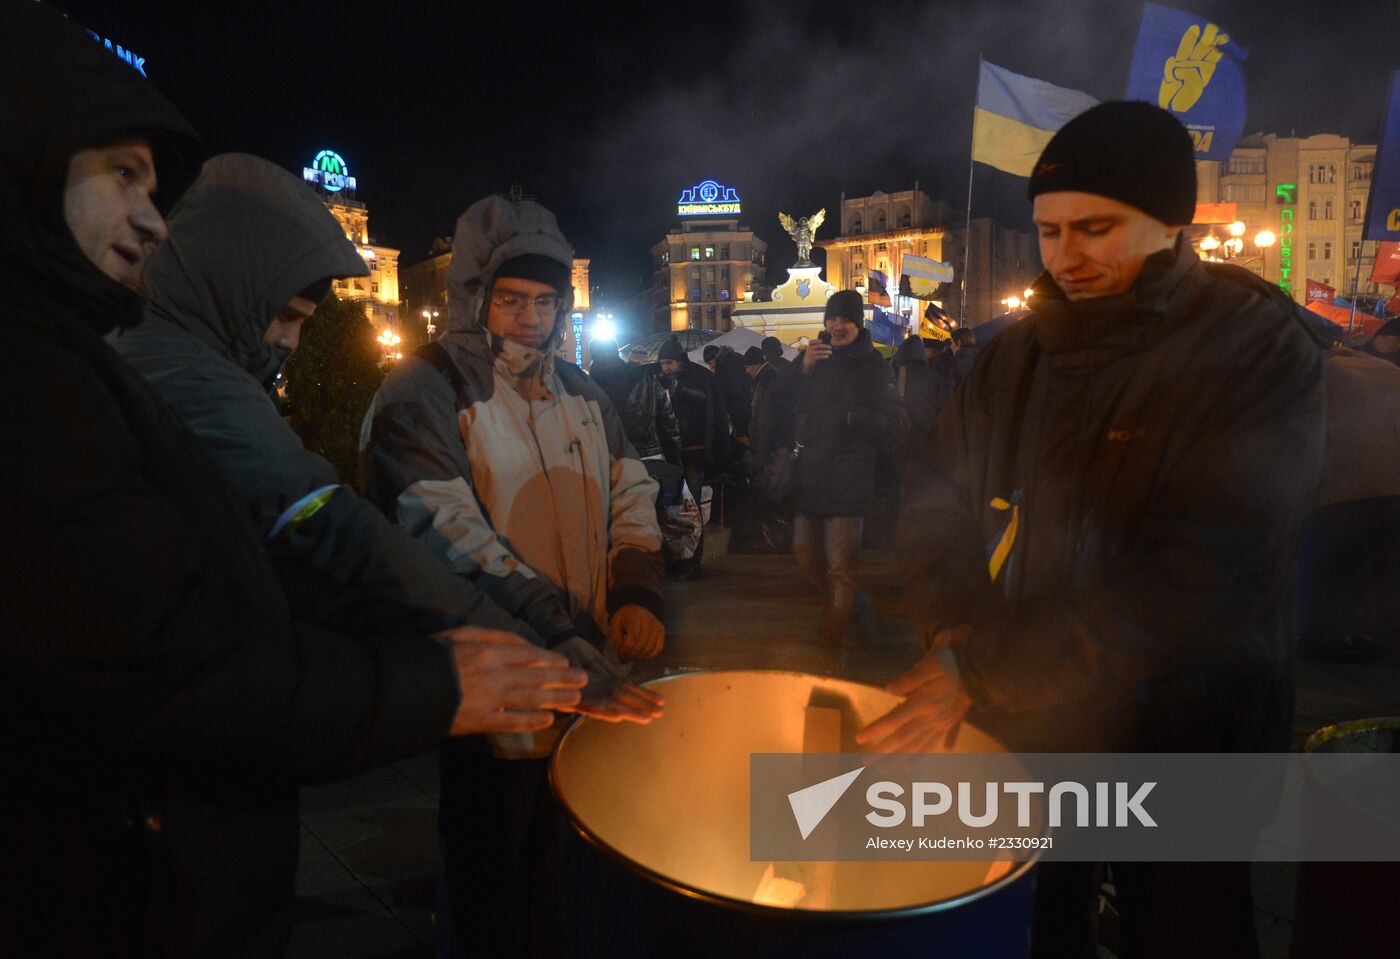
[414,341,469,403]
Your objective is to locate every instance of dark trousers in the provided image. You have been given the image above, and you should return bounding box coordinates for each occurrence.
[1031,861,1257,958]
[435,744,561,959]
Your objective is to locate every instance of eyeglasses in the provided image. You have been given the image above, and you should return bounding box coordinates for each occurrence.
[490,290,561,315]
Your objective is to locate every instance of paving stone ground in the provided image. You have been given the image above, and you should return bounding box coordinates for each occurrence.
[290,548,1400,958]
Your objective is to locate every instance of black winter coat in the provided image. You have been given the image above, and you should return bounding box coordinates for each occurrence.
[669,360,729,468]
[899,241,1326,754]
[589,356,682,461]
[791,330,909,517]
[0,6,459,954]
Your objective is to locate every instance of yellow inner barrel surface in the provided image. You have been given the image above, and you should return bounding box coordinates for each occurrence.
[551,670,1027,915]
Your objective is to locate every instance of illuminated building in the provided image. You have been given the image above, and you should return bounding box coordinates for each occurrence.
[818,187,1038,328]
[1195,134,1381,304]
[650,180,769,333]
[302,149,401,329]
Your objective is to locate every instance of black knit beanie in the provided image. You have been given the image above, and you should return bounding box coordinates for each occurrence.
[494,253,571,294]
[825,290,865,324]
[743,346,764,364]
[658,334,687,361]
[702,344,720,361]
[1027,101,1197,226]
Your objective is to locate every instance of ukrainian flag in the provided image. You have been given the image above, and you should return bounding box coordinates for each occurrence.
[972,60,1098,177]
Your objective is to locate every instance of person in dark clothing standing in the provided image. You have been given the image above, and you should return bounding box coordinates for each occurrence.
[790,291,909,650]
[590,340,682,463]
[0,6,586,956]
[660,335,728,571]
[762,335,794,374]
[858,102,1326,958]
[714,345,753,449]
[951,326,978,379]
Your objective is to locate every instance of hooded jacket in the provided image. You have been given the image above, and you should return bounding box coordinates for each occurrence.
[361,196,664,648]
[111,154,535,639]
[0,8,459,954]
[899,240,1325,754]
[790,328,909,517]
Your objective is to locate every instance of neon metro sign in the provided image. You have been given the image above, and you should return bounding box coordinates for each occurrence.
[1276,183,1296,296]
[678,180,741,217]
[303,150,357,193]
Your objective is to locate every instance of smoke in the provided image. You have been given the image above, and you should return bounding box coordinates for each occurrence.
[551,0,1147,291]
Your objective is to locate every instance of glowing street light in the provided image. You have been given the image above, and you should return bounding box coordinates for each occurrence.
[1254,230,1277,249]
[421,308,439,339]
[592,312,617,343]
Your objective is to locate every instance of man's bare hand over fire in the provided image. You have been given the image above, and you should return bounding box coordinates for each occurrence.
[855,627,973,753]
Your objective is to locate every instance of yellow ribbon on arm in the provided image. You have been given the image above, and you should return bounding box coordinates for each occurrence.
[987,496,1020,583]
[276,486,338,541]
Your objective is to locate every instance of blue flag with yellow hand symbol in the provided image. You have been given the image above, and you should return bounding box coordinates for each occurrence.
[1363,72,1400,243]
[1125,3,1247,161]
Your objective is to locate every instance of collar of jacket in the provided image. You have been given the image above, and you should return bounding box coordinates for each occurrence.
[492,333,556,402]
[1028,237,1202,373]
[830,327,877,363]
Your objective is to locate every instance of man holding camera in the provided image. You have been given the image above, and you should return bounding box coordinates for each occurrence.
[790,291,908,653]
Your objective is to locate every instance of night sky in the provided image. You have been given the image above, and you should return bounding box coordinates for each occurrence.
[58,0,1397,335]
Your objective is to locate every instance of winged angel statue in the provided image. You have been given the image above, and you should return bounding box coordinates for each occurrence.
[778,208,825,266]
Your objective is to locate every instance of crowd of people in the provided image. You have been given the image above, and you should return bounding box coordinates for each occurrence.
[4,3,1397,957]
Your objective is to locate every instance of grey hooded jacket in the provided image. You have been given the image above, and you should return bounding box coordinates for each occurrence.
[361,196,664,647]
[111,154,537,638]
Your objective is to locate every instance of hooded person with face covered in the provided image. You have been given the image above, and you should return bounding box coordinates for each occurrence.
[361,194,666,957]
[0,5,596,956]
[111,154,570,644]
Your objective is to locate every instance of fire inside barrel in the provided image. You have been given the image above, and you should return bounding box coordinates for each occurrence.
[551,670,1030,916]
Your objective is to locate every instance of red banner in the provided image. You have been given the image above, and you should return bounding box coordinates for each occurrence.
[1372,241,1400,286]
[1389,292,1400,317]
[1305,279,1336,304]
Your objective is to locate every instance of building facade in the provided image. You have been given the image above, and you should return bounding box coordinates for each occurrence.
[650,180,768,333]
[1195,133,1380,303]
[818,187,1039,329]
[301,150,402,329]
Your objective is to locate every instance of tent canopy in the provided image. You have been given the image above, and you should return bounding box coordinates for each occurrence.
[686,327,799,363]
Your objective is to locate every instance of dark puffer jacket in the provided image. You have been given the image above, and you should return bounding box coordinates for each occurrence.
[899,240,1325,754]
[791,329,909,517]
[0,6,459,954]
[589,352,682,461]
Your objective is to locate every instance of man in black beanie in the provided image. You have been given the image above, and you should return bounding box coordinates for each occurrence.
[788,291,908,654]
[862,101,1325,956]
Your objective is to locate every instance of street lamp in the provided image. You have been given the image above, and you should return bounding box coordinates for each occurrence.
[592,312,617,343]
[1195,220,1272,267]
[421,308,439,340]
[376,327,402,362]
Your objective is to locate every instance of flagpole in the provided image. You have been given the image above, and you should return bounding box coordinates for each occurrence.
[962,56,980,325]
[1346,250,1363,346]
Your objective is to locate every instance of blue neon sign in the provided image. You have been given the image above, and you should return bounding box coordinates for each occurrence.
[86,30,147,77]
[678,180,741,216]
[303,150,357,193]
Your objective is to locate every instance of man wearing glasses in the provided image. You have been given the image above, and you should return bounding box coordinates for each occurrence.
[362,194,666,957]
